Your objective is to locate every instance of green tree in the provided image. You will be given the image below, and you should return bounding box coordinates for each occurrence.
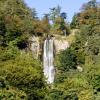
[70,14,79,29]
[49,5,61,23]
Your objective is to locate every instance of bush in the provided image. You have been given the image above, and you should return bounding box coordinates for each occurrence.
[0,52,46,99]
[0,87,27,100]
[56,48,76,71]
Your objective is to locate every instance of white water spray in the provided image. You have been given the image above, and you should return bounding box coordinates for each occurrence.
[43,38,55,84]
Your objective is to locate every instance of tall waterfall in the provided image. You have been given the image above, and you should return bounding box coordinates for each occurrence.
[43,38,55,84]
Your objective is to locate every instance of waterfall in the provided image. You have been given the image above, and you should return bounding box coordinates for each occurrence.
[43,38,55,84]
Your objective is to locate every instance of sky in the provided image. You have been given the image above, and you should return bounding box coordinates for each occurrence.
[24,0,92,22]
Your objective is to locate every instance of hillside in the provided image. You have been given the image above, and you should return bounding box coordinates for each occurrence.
[0,0,100,100]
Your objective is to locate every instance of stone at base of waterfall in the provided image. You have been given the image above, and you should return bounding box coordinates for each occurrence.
[77,66,83,72]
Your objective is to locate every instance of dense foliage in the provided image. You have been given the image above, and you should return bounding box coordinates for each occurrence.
[0,0,47,99]
[53,0,100,100]
[0,0,100,100]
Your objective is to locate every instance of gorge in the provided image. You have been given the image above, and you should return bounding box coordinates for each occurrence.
[29,35,70,84]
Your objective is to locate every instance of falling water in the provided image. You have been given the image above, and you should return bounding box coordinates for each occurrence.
[43,37,55,84]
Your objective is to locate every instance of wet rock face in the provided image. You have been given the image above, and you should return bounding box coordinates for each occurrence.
[29,35,70,59]
[54,39,69,53]
[29,36,40,59]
